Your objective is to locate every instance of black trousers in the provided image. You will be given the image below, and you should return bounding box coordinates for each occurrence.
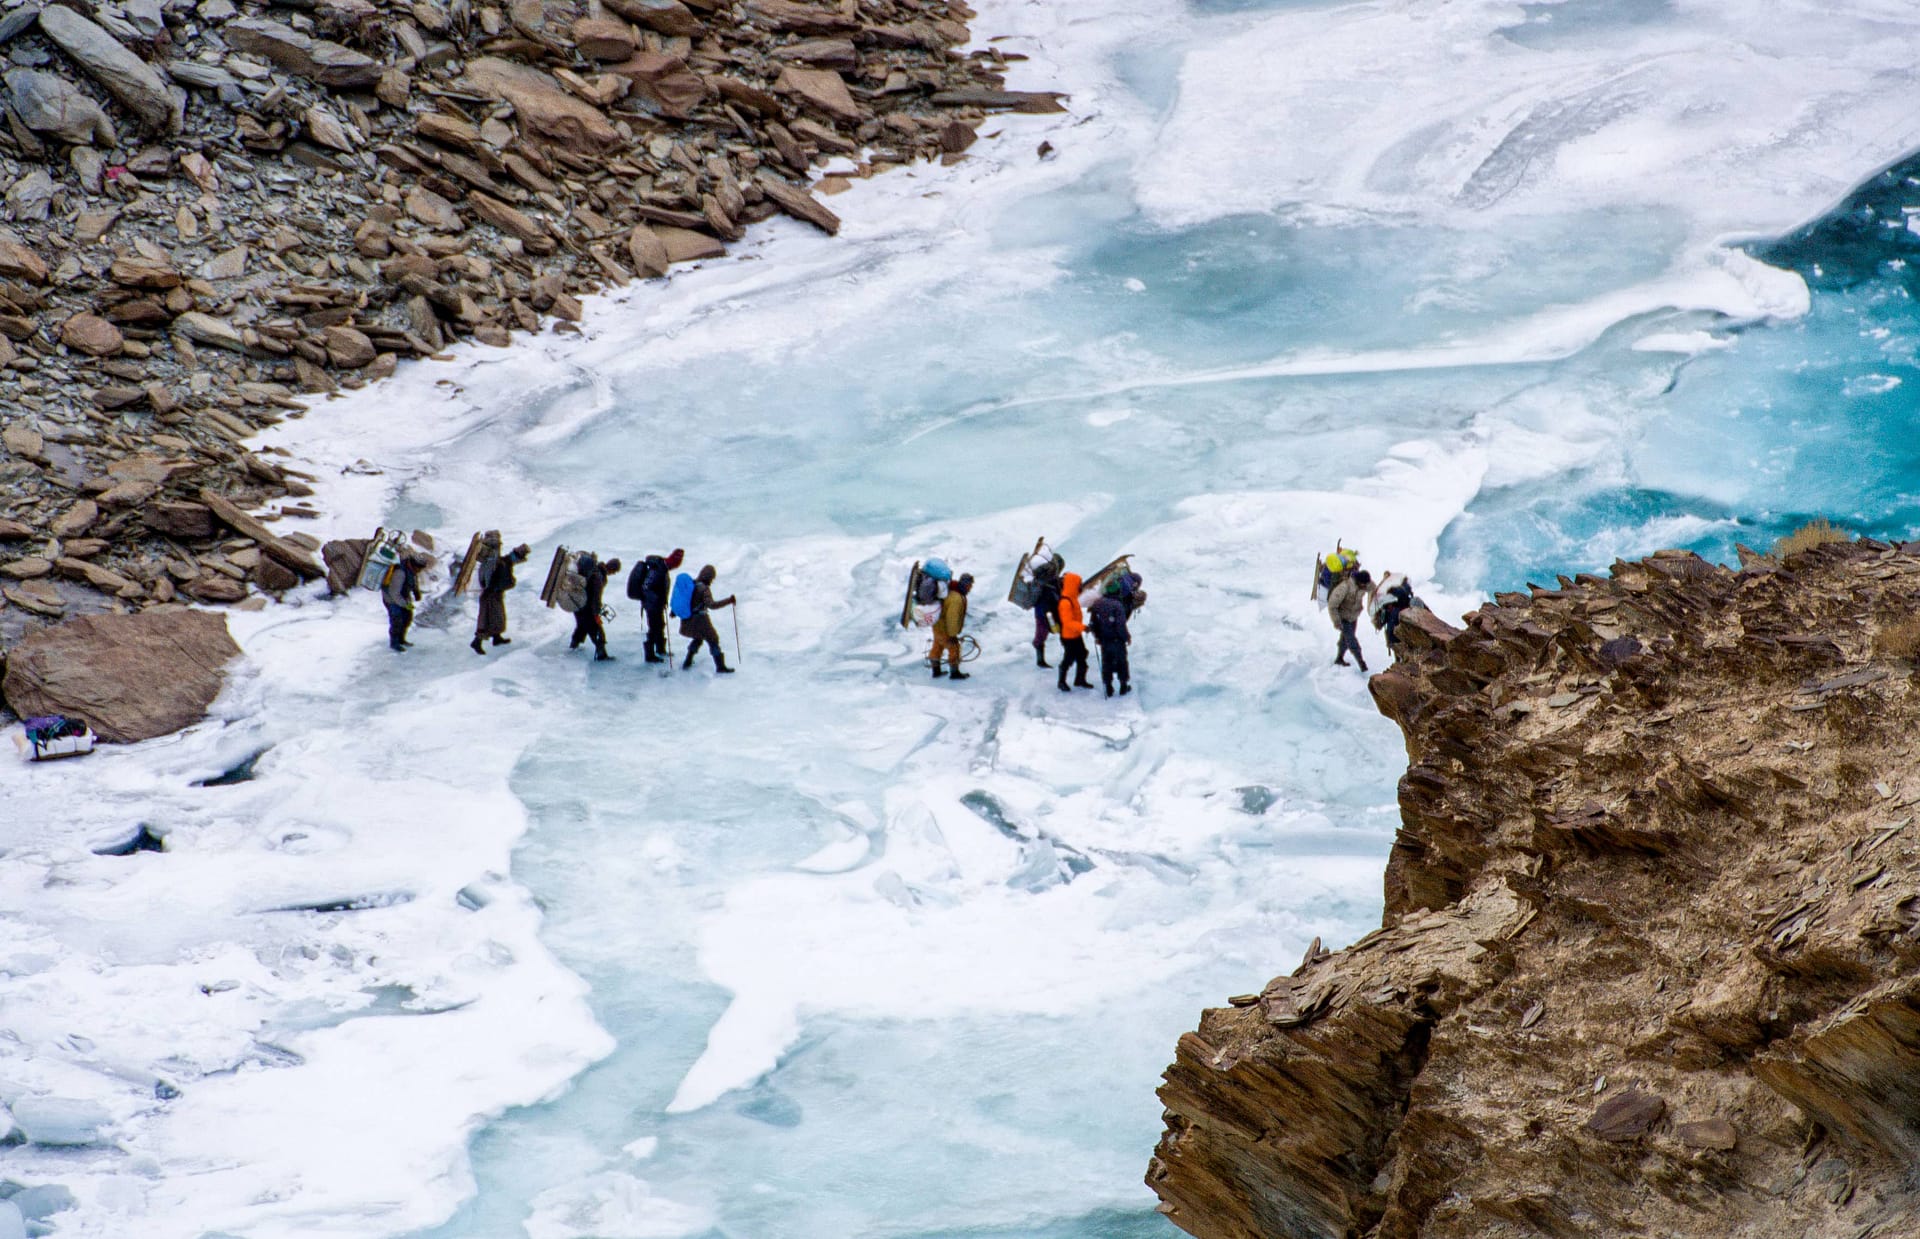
[571,608,607,655]
[386,602,413,649]
[1097,639,1129,691]
[682,614,724,667]
[1336,618,1365,666]
[645,602,667,658]
[1058,635,1089,686]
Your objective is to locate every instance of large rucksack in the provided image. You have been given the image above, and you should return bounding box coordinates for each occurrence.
[625,559,648,601]
[556,552,594,613]
[669,571,696,619]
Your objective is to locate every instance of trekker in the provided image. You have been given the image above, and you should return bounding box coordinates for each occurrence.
[680,564,736,673]
[1330,567,1371,671]
[931,573,973,681]
[571,554,621,661]
[1055,572,1091,692]
[1031,559,1062,668]
[472,541,530,655]
[1088,577,1132,697]
[632,548,684,664]
[383,549,430,652]
[1376,574,1418,651]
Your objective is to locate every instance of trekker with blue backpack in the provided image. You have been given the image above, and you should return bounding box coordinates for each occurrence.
[676,564,736,673]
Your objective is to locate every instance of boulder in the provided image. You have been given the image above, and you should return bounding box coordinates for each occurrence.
[143,500,213,539]
[321,537,369,595]
[322,325,376,368]
[59,313,124,357]
[1,608,240,743]
[603,52,706,120]
[0,231,47,283]
[653,225,725,263]
[571,17,635,61]
[224,17,382,90]
[37,6,175,130]
[4,68,116,145]
[776,65,861,123]
[626,224,669,277]
[602,0,701,34]
[756,173,840,235]
[460,58,622,150]
[172,311,245,351]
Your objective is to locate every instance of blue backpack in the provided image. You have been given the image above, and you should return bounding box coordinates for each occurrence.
[669,572,696,619]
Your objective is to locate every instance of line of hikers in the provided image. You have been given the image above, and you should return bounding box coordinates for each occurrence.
[374,528,1421,692]
[911,550,1145,697]
[379,532,737,674]
[1316,544,1425,673]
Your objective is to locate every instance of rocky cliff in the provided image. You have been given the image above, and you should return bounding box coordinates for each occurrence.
[1149,537,1920,1238]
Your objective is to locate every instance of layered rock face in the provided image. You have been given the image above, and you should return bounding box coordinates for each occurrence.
[1150,540,1920,1238]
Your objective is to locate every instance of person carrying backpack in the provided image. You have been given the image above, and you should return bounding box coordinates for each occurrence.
[1030,559,1062,668]
[1088,576,1132,697]
[383,549,430,652]
[1374,573,1424,652]
[1329,568,1371,671]
[931,573,973,680]
[571,554,620,661]
[680,564,736,673]
[629,548,684,664]
[1055,572,1091,692]
[471,541,530,655]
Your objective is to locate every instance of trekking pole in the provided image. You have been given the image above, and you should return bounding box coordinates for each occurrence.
[732,604,742,667]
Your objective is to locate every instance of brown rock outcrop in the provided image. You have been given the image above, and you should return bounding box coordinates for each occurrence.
[2,608,239,742]
[1151,539,1920,1238]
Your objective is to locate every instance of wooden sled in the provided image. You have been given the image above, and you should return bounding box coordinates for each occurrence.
[1007,535,1059,608]
[452,532,486,595]
[900,560,922,629]
[540,544,569,608]
[14,726,95,762]
[1078,554,1133,599]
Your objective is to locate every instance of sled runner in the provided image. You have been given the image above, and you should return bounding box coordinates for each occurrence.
[1078,554,1134,599]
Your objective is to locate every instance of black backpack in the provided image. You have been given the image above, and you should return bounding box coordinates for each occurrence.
[626,560,648,601]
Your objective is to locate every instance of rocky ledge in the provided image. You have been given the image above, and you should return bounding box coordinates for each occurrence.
[0,0,1051,646]
[1150,537,1920,1238]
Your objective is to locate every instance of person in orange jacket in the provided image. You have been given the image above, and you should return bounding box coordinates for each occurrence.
[1055,572,1092,692]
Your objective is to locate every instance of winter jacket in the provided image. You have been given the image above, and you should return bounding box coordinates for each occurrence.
[1328,577,1365,627]
[483,554,517,597]
[937,589,968,638]
[382,559,421,610]
[1088,594,1129,645]
[583,564,609,616]
[1056,573,1085,639]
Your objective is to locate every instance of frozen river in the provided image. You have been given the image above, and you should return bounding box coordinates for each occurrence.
[9,0,1920,1235]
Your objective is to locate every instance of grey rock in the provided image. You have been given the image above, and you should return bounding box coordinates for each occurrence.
[38,5,176,130]
[124,0,168,39]
[5,168,56,221]
[167,60,237,90]
[0,8,39,44]
[223,17,380,89]
[5,69,116,145]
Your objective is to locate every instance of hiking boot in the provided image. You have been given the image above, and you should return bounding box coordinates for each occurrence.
[1035,649,1049,668]
[493,637,511,646]
[390,643,407,653]
[645,653,664,664]
[1356,659,1368,673]
[1058,679,1072,693]
[595,652,615,662]
[682,651,696,670]
[1105,684,1114,697]
[949,670,970,681]
[1074,675,1092,689]
[932,664,945,678]
[716,663,735,674]
[471,638,487,656]
[1120,684,1132,696]
[1334,657,1349,666]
